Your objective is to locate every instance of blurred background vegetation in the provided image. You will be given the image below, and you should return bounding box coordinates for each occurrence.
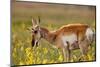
[11,1,96,66]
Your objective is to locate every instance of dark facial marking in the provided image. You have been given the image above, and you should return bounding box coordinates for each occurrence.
[34,30,38,34]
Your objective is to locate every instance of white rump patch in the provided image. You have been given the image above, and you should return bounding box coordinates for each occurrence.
[62,34,77,46]
[85,28,94,42]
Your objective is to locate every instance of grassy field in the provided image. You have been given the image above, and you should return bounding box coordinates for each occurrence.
[11,1,96,66]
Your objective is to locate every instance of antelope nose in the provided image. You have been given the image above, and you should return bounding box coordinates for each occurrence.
[31,40,38,47]
[32,39,35,47]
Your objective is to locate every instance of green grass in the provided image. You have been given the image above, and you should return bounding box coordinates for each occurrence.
[11,1,96,66]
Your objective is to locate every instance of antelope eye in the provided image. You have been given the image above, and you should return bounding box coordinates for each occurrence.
[32,28,34,30]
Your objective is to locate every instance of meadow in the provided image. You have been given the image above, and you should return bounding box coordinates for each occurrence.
[11,1,96,66]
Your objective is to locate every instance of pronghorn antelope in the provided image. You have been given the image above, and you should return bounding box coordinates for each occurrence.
[30,17,94,62]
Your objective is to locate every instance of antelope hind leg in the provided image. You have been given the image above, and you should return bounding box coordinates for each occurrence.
[79,38,90,60]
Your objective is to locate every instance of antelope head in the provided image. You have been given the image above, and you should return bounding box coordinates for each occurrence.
[31,17,41,47]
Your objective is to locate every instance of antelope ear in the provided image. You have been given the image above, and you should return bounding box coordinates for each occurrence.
[32,18,37,26]
[38,16,40,24]
[36,16,40,25]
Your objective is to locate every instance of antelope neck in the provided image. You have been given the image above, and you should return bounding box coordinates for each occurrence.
[40,27,56,43]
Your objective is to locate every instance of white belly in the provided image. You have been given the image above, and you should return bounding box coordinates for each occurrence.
[62,34,77,46]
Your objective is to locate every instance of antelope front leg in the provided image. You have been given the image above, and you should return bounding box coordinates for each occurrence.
[56,39,70,62]
[62,44,70,62]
